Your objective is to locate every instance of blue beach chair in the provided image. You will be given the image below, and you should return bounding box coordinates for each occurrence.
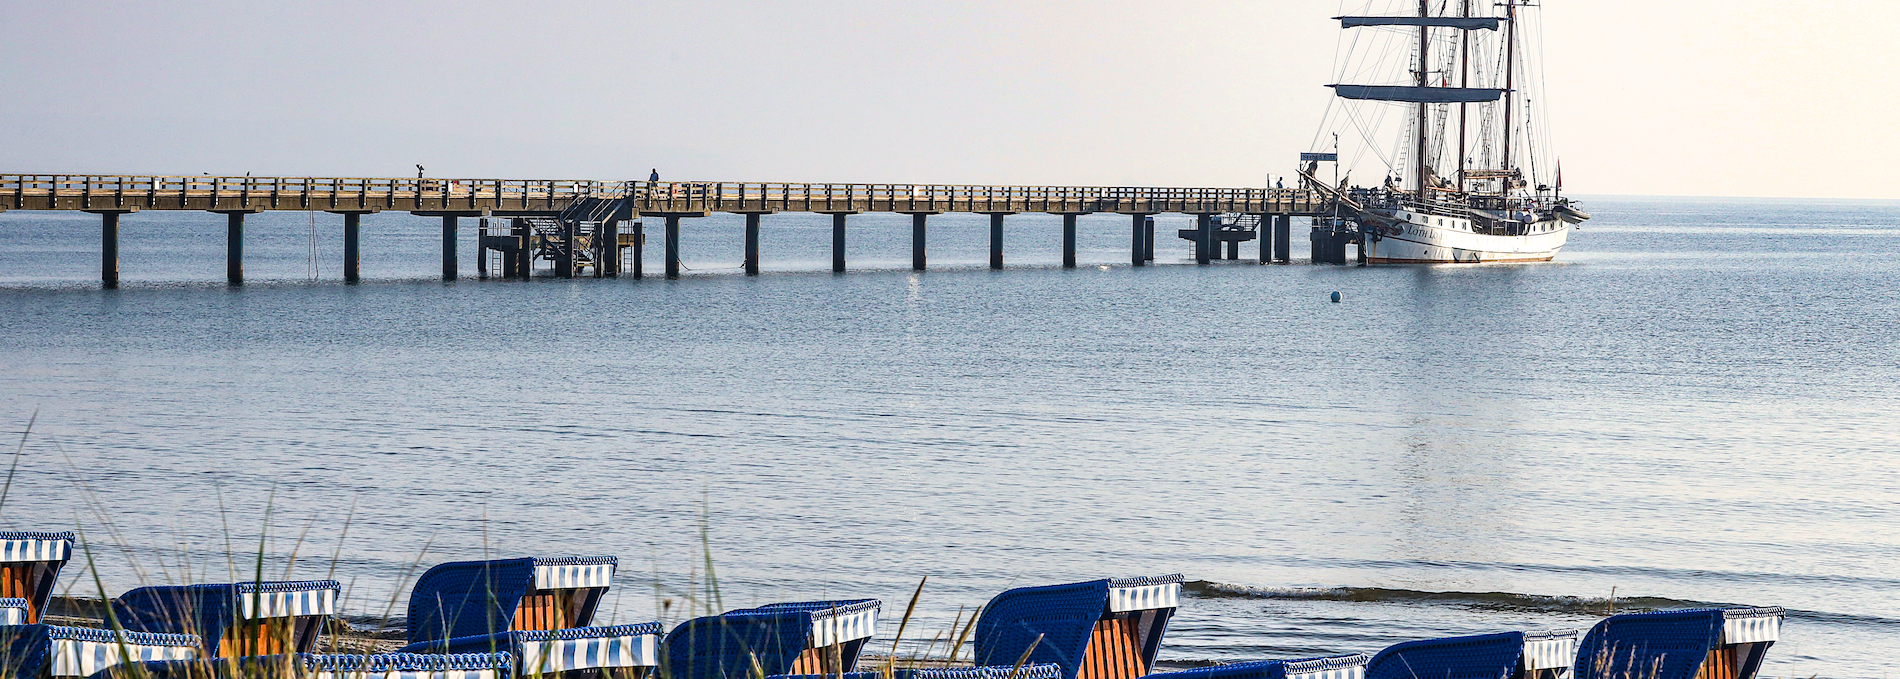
[403,555,664,677]
[0,531,75,624]
[972,575,1184,679]
[1573,607,1783,679]
[1364,632,1536,679]
[1517,629,1580,679]
[662,599,882,679]
[112,580,342,657]
[1151,655,1369,679]
[0,624,200,677]
[90,651,514,679]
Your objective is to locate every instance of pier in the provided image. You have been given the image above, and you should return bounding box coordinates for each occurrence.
[1,174,1332,287]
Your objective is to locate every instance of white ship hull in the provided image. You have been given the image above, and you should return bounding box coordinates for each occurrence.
[1364,208,1571,264]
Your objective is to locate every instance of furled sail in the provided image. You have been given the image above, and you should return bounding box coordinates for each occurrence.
[1337,16,1501,30]
[1329,85,1506,103]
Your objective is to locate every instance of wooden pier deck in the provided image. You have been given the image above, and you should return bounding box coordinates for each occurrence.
[0,173,1329,286]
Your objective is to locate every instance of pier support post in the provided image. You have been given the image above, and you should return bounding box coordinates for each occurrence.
[1145,216,1155,262]
[1061,214,1077,268]
[665,216,682,279]
[1226,239,1239,260]
[601,218,620,278]
[92,210,128,289]
[910,213,928,271]
[478,217,490,280]
[557,218,575,278]
[441,215,458,280]
[216,211,256,286]
[1257,215,1271,264]
[744,213,762,276]
[510,218,531,278]
[1196,214,1213,265]
[1130,214,1148,267]
[988,213,1007,269]
[1274,216,1291,263]
[831,213,848,273]
[631,220,644,279]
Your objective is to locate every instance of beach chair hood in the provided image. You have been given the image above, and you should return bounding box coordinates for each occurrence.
[1574,607,1783,679]
[0,531,75,624]
[112,580,341,654]
[1366,632,1525,679]
[663,599,881,679]
[407,556,616,643]
[972,575,1183,679]
[1153,655,1370,679]
[0,624,200,678]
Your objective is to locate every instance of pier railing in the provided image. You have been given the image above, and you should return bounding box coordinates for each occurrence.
[2,174,1330,216]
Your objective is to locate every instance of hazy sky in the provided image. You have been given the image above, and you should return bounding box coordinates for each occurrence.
[3,0,1894,199]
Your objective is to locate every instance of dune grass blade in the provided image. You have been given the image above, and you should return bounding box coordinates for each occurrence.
[884,576,928,675]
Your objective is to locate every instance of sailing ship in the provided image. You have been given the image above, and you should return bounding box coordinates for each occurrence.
[1304,0,1589,264]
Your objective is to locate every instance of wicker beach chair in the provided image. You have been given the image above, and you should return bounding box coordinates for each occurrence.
[2,597,32,626]
[407,557,619,643]
[972,575,1184,679]
[662,599,882,679]
[111,580,342,657]
[1363,632,1538,679]
[0,624,199,677]
[89,651,514,679]
[0,531,75,624]
[403,556,664,678]
[1573,607,1783,679]
[1149,655,1369,679]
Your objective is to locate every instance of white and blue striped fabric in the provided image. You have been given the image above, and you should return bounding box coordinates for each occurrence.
[238,584,338,619]
[0,536,70,563]
[1284,654,1370,679]
[314,670,501,679]
[1107,582,1181,613]
[533,561,615,590]
[518,630,660,672]
[47,632,199,677]
[1722,608,1783,644]
[0,598,29,625]
[1521,630,1580,671]
[810,603,880,647]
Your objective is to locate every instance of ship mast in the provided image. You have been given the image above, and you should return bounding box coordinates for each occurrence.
[1501,0,1519,181]
[1457,0,1470,193]
[1415,0,1430,202]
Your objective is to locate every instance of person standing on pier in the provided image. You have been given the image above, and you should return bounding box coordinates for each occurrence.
[649,168,659,182]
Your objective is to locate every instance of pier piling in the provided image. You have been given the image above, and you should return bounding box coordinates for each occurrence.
[988,213,1008,269]
[830,213,849,273]
[510,218,531,278]
[1130,214,1149,267]
[1274,216,1291,263]
[441,215,458,280]
[665,216,682,279]
[1196,214,1214,265]
[630,221,644,279]
[215,211,255,285]
[341,213,362,282]
[1061,214,1077,269]
[909,213,929,271]
[92,211,127,289]
[557,218,575,278]
[600,217,620,278]
[1258,215,1271,264]
[743,213,762,276]
[1145,217,1156,262]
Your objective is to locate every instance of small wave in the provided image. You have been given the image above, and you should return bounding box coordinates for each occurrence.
[1183,582,1900,629]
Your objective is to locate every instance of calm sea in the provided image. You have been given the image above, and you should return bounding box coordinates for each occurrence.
[1,197,1896,678]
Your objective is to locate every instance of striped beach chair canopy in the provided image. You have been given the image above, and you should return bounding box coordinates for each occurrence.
[112,580,341,657]
[0,624,199,678]
[91,652,518,679]
[0,531,74,624]
[1151,654,1370,679]
[767,663,1068,679]
[399,621,662,676]
[407,556,617,644]
[1574,607,1784,679]
[973,574,1185,679]
[662,599,882,679]
[1364,632,1527,679]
